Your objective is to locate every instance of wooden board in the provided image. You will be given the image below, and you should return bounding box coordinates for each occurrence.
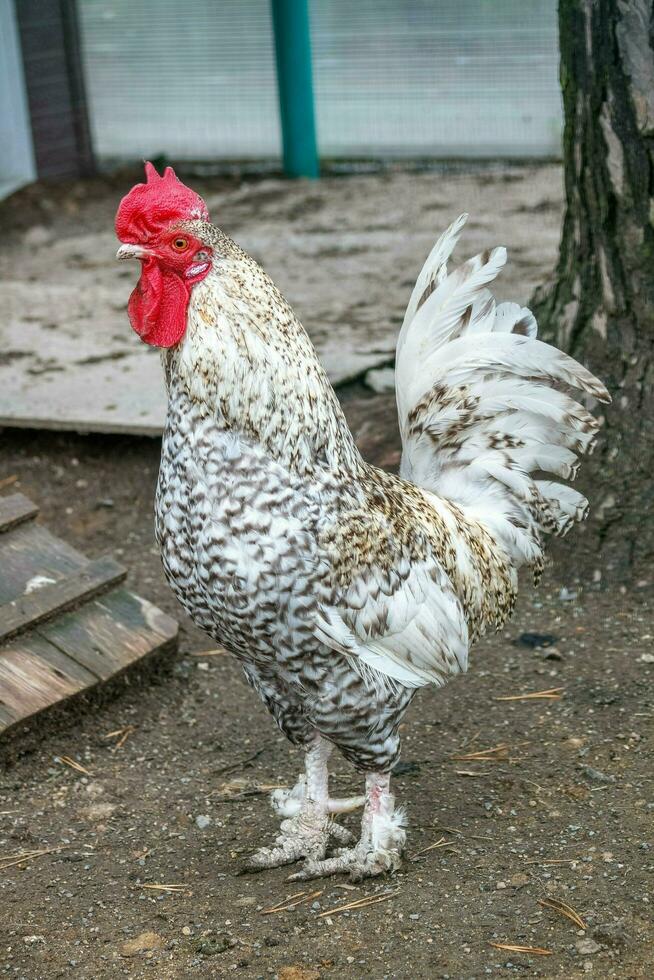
[0,555,127,643]
[0,493,40,533]
[0,493,178,737]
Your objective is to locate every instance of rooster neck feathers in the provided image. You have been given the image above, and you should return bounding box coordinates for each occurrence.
[164,221,361,478]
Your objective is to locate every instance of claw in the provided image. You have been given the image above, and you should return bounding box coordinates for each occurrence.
[248,839,307,870]
[287,841,403,882]
[285,777,407,881]
[247,806,352,872]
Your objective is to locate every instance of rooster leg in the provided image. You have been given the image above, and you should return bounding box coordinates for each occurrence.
[287,772,406,881]
[247,736,356,871]
[270,745,365,818]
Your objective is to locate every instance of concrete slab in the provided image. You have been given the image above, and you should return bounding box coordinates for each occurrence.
[0,166,563,435]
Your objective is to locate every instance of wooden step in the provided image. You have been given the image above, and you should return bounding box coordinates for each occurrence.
[0,555,127,644]
[0,492,39,533]
[0,493,178,738]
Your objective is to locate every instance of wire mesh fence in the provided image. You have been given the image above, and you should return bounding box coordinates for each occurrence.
[78,0,562,163]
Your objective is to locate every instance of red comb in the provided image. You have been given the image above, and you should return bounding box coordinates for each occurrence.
[115,162,209,242]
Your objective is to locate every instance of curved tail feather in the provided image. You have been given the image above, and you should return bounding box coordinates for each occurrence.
[396,215,610,572]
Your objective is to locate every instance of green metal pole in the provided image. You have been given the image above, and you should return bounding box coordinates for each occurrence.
[271,0,319,179]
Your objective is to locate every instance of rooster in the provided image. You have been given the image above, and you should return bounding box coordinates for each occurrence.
[115,164,609,880]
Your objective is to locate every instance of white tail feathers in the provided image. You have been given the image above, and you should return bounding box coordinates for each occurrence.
[396,215,610,572]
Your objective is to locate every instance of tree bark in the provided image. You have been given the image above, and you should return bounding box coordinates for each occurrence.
[533,0,654,579]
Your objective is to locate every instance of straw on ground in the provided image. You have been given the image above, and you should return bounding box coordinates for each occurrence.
[317,889,400,918]
[0,846,66,872]
[538,897,587,929]
[494,687,564,701]
[489,942,552,956]
[57,756,91,775]
[262,889,324,914]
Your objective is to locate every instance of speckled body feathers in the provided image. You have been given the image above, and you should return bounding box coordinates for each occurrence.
[154,216,609,773]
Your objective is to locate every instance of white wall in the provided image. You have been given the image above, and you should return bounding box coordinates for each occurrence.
[0,0,36,197]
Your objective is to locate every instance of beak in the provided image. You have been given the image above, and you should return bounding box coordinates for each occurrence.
[116,243,153,261]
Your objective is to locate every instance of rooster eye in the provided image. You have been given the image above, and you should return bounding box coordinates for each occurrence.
[172,237,189,252]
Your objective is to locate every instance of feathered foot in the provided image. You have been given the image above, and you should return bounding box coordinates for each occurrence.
[288,773,406,882]
[247,736,360,871]
[247,799,354,870]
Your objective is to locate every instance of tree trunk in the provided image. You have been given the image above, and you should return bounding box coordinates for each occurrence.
[533,0,654,580]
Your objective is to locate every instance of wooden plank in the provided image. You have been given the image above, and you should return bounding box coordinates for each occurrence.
[22,633,98,687]
[0,494,179,738]
[0,644,81,723]
[0,697,16,729]
[97,589,179,644]
[0,556,127,643]
[0,596,177,736]
[0,522,87,604]
[37,588,178,681]
[0,493,39,533]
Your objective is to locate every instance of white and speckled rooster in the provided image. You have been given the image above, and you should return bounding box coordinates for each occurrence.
[115,165,609,880]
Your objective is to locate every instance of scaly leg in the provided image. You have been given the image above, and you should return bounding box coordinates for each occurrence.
[288,772,406,881]
[248,736,362,870]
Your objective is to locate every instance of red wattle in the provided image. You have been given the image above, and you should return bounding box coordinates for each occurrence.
[127,260,190,348]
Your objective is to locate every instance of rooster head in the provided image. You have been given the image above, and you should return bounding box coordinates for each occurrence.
[115,162,212,347]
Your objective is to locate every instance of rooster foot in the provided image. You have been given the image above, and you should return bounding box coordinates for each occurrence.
[287,773,406,881]
[287,839,403,882]
[247,801,354,871]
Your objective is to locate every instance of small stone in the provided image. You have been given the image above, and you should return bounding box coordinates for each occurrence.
[182,926,192,936]
[581,766,615,784]
[517,632,558,649]
[195,814,212,829]
[559,587,578,602]
[576,939,601,955]
[496,880,507,889]
[639,653,654,664]
[509,873,530,888]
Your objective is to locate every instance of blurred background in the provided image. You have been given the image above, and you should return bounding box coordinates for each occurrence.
[1,0,561,194]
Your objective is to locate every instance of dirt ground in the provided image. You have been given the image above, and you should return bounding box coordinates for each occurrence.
[1,167,653,979]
